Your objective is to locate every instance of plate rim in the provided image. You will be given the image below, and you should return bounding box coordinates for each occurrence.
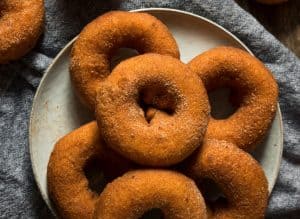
[29,7,284,212]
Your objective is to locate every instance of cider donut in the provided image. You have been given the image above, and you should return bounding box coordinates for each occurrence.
[96,54,210,166]
[70,11,180,109]
[183,139,269,219]
[0,0,44,64]
[93,170,207,219]
[188,47,278,150]
[47,121,134,219]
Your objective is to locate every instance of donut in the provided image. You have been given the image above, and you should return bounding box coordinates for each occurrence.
[188,46,278,150]
[0,0,44,64]
[93,170,207,219]
[95,54,210,166]
[47,121,134,219]
[182,139,269,219]
[70,11,180,109]
[256,0,288,4]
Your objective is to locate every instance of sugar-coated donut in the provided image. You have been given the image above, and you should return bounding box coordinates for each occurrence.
[47,121,134,219]
[0,0,44,64]
[96,54,210,166]
[188,47,278,150]
[93,170,207,219]
[70,11,180,109]
[183,139,269,219]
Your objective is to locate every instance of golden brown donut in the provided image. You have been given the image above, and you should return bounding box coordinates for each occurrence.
[188,46,278,151]
[0,0,44,64]
[93,170,207,219]
[70,11,180,109]
[96,54,210,166]
[183,139,269,219]
[256,0,288,4]
[47,121,134,219]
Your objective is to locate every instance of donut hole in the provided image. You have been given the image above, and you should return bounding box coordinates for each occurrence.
[110,48,139,70]
[83,156,109,194]
[197,178,227,204]
[138,82,178,123]
[140,208,164,219]
[208,87,240,120]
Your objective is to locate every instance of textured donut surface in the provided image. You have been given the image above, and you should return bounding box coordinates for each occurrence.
[188,46,278,150]
[93,170,207,219]
[0,0,44,64]
[96,54,210,166]
[47,121,133,219]
[183,139,269,219]
[70,10,179,109]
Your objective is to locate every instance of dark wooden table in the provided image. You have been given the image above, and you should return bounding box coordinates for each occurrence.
[236,0,300,57]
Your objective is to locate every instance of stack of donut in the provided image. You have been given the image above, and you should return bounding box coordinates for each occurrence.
[47,11,278,219]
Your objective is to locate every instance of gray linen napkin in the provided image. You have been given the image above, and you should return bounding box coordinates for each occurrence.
[0,0,299,218]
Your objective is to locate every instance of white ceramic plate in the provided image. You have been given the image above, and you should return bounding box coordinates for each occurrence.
[30,8,283,214]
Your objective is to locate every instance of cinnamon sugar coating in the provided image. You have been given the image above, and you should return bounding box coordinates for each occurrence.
[93,170,207,219]
[70,11,180,109]
[0,0,44,63]
[188,47,278,151]
[47,121,133,219]
[183,139,269,219]
[96,54,210,166]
